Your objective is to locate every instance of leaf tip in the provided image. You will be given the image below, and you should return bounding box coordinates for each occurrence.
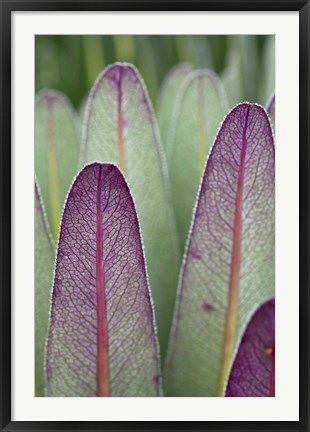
[35,88,69,108]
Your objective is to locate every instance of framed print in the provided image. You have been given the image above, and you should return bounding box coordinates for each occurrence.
[1,0,309,431]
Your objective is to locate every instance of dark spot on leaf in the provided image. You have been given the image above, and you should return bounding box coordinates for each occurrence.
[264,346,274,355]
[202,302,215,312]
[189,246,202,260]
[153,375,160,385]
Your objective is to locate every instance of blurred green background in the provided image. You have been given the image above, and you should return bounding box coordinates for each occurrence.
[35,35,275,111]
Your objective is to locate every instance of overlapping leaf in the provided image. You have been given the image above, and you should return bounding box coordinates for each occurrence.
[164,103,275,396]
[221,43,244,108]
[226,298,275,397]
[260,36,275,105]
[80,63,180,356]
[46,163,161,397]
[222,35,264,105]
[167,70,228,251]
[157,63,193,148]
[174,36,213,69]
[35,181,55,396]
[35,90,81,239]
[238,36,259,102]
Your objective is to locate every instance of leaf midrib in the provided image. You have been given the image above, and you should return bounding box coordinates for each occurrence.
[47,101,60,239]
[217,105,251,396]
[96,165,109,397]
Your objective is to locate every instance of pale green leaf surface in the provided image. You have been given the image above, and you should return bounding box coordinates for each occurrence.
[82,36,105,89]
[157,63,193,150]
[78,94,88,122]
[80,63,180,357]
[238,35,259,102]
[222,36,259,103]
[164,104,275,397]
[221,47,244,108]
[175,36,213,69]
[260,36,275,105]
[35,90,81,239]
[168,70,228,252]
[35,181,55,396]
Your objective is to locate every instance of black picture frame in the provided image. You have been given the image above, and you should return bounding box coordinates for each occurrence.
[1,1,309,431]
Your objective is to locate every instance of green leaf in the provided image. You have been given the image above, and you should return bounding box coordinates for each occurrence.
[35,180,55,396]
[167,69,228,252]
[164,104,275,396]
[222,36,260,105]
[221,44,244,108]
[78,94,88,122]
[80,63,180,357]
[35,90,81,239]
[260,36,275,105]
[237,35,259,102]
[175,36,214,69]
[82,36,105,89]
[157,63,193,150]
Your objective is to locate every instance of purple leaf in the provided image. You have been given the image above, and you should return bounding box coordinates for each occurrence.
[226,298,275,397]
[46,163,161,396]
[164,103,275,396]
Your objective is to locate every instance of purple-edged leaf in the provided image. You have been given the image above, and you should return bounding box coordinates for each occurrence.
[35,90,81,239]
[164,103,275,396]
[35,180,55,396]
[266,93,275,133]
[80,63,180,356]
[226,298,275,397]
[46,163,161,397]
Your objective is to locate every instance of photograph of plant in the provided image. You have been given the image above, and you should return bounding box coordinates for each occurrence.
[35,35,275,397]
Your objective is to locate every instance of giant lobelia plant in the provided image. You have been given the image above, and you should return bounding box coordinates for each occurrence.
[35,62,275,397]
